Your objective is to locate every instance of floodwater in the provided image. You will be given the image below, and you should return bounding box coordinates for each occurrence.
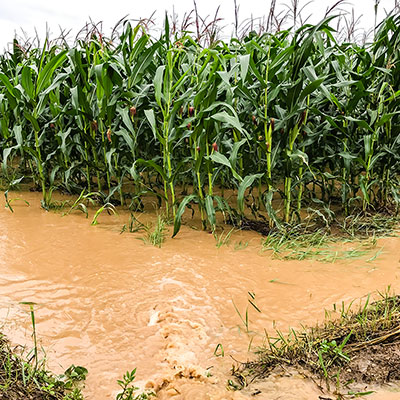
[0,192,400,400]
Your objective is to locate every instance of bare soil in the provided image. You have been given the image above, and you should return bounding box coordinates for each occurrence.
[339,342,400,384]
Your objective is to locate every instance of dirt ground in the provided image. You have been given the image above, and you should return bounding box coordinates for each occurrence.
[339,342,400,384]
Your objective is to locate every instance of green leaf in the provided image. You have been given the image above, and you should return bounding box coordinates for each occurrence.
[115,128,135,154]
[2,146,19,173]
[345,116,373,132]
[302,65,331,102]
[130,42,161,87]
[209,152,231,169]
[239,54,250,82]
[376,112,399,128]
[230,139,246,170]
[0,73,15,96]
[299,77,325,102]
[212,111,243,132]
[208,152,242,182]
[23,111,40,132]
[237,173,263,214]
[57,128,72,155]
[144,109,164,145]
[205,195,216,228]
[289,149,309,165]
[154,65,165,108]
[36,50,68,97]
[264,191,282,230]
[21,66,35,99]
[134,158,167,181]
[172,194,197,237]
[249,56,267,88]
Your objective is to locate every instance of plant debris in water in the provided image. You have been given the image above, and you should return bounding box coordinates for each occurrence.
[232,291,400,396]
[259,213,399,262]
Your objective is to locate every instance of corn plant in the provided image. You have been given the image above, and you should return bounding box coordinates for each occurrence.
[0,10,399,235]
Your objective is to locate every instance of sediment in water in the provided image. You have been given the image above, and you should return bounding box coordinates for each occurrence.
[1,191,400,400]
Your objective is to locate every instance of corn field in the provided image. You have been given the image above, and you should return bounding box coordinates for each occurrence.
[0,13,399,235]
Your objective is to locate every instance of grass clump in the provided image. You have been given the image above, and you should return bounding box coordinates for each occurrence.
[121,214,168,248]
[213,228,235,248]
[232,290,400,395]
[0,333,85,400]
[141,215,168,248]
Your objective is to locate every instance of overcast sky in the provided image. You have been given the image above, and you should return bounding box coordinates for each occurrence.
[0,0,398,50]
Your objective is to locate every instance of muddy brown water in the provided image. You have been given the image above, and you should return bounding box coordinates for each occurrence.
[0,192,400,399]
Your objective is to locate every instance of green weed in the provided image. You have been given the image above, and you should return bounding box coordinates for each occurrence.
[116,368,154,400]
[213,228,235,248]
[0,304,87,399]
[139,215,168,248]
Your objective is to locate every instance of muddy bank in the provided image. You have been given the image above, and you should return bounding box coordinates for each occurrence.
[236,294,400,398]
[343,343,400,384]
[0,192,399,399]
[0,332,85,399]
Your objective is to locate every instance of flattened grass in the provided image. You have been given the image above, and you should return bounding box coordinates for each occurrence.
[261,213,399,262]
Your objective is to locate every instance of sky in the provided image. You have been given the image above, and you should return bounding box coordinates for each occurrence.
[0,0,398,50]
